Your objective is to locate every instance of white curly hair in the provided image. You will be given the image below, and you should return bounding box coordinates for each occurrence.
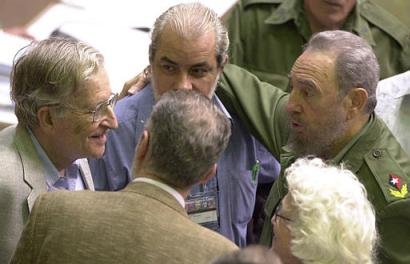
[284,157,378,264]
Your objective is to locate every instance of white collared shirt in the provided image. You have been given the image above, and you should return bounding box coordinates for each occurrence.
[376,71,410,155]
[133,177,185,208]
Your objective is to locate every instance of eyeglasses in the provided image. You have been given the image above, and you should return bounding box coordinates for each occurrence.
[46,93,118,123]
[76,92,118,123]
[273,201,293,222]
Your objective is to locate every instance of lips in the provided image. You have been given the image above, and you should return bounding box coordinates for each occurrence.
[290,119,304,133]
[323,0,342,5]
[323,0,343,8]
[89,132,107,145]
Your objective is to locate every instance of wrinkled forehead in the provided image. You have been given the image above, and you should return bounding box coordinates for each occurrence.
[291,51,337,84]
[155,27,217,62]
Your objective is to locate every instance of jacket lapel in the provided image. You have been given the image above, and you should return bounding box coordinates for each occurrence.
[14,125,47,211]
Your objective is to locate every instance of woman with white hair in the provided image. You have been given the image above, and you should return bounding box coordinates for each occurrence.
[272,157,378,264]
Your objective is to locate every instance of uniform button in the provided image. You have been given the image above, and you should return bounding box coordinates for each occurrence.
[372,149,382,159]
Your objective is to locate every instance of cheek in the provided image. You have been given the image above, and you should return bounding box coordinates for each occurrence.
[152,74,175,96]
[196,82,213,97]
[274,226,294,260]
[196,75,218,97]
[73,121,95,138]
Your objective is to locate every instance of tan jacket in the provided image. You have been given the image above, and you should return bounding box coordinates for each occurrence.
[10,181,238,264]
[0,125,94,263]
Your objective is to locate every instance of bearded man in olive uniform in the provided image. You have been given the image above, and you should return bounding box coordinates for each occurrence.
[217,30,410,263]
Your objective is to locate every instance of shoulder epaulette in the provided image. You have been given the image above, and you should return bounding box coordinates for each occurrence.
[360,1,410,48]
[243,0,283,8]
[365,148,409,204]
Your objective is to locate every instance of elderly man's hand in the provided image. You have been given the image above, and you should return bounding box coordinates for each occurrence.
[119,66,151,99]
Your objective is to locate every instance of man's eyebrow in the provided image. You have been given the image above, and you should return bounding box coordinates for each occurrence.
[159,56,212,69]
[293,78,317,90]
[159,56,177,65]
[191,62,211,68]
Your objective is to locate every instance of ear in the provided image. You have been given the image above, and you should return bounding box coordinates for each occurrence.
[344,88,368,120]
[36,106,55,133]
[220,55,229,69]
[198,164,217,184]
[135,130,150,164]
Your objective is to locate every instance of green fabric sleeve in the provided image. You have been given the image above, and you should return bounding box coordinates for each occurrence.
[217,64,289,160]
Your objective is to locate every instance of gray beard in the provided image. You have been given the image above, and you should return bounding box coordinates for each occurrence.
[287,118,347,160]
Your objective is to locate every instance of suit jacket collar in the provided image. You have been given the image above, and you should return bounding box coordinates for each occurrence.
[14,125,95,211]
[122,181,187,217]
[14,125,47,211]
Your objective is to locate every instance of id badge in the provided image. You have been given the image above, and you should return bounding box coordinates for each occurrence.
[186,183,219,231]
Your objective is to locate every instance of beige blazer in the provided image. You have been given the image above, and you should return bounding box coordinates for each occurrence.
[11,181,238,264]
[0,125,94,264]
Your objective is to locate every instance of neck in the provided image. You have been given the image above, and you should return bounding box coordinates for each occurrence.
[304,5,347,34]
[32,127,71,174]
[134,168,191,199]
[307,19,344,34]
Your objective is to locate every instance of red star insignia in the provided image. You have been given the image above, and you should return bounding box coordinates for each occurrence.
[389,173,402,190]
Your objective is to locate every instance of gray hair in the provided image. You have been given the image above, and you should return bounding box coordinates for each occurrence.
[305,30,379,113]
[149,2,229,67]
[285,157,377,263]
[11,37,104,129]
[144,90,231,189]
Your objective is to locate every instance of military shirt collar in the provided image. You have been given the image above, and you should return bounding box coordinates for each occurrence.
[281,114,377,174]
[265,0,376,46]
[346,0,376,46]
[330,114,377,173]
[265,0,300,25]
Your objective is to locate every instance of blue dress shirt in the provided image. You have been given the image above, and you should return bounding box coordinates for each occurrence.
[29,129,84,191]
[89,84,280,246]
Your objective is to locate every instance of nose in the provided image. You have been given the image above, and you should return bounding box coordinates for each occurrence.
[286,90,302,114]
[101,105,118,129]
[175,72,193,91]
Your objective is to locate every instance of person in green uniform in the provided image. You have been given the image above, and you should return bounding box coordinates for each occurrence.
[223,0,410,90]
[216,30,410,263]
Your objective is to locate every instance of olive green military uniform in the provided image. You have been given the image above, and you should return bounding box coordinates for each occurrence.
[217,64,410,263]
[223,0,410,90]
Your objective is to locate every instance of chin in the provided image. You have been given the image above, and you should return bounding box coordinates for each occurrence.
[88,147,106,159]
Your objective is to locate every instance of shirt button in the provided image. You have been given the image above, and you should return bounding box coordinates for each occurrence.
[372,149,382,159]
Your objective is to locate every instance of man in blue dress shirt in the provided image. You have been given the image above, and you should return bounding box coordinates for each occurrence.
[89,2,279,247]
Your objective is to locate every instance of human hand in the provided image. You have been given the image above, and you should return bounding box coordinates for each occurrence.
[119,66,151,99]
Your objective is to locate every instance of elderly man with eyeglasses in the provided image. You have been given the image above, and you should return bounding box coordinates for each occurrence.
[0,37,118,263]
